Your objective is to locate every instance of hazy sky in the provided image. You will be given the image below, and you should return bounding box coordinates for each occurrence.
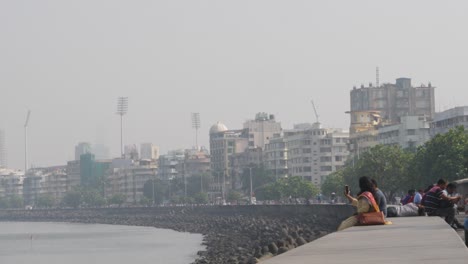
[2,1,468,169]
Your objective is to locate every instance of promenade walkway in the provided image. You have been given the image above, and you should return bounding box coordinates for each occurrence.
[262,217,468,264]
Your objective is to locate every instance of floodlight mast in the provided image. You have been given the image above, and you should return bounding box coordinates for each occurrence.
[24,110,31,175]
[191,113,201,149]
[116,97,128,158]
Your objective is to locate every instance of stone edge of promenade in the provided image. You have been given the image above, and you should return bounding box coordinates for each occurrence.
[261,216,468,264]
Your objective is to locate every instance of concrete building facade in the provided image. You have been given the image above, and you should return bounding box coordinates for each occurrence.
[350,78,435,124]
[74,142,91,160]
[285,123,349,186]
[430,106,468,136]
[105,159,157,204]
[140,143,159,160]
[243,113,282,149]
[378,116,430,149]
[264,136,289,179]
[209,122,249,196]
[0,168,23,199]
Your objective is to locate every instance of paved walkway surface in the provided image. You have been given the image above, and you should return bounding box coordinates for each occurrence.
[262,217,468,264]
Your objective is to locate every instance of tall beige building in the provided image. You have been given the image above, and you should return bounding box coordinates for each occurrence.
[264,136,288,179]
[243,112,282,149]
[350,78,435,124]
[349,77,435,156]
[285,123,349,186]
[209,122,248,195]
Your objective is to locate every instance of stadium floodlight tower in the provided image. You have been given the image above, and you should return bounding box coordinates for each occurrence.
[24,110,31,175]
[116,97,128,158]
[191,112,201,149]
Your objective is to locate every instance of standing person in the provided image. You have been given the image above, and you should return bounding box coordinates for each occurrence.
[338,176,386,231]
[423,179,461,226]
[371,179,388,217]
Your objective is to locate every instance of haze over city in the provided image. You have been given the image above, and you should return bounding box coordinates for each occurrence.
[2,0,468,169]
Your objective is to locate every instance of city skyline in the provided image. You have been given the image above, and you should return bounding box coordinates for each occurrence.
[2,1,468,169]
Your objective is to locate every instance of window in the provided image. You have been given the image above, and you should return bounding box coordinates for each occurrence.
[303,148,312,153]
[335,156,343,162]
[320,147,331,153]
[407,129,416,135]
[320,156,332,162]
[320,166,332,172]
[303,166,312,172]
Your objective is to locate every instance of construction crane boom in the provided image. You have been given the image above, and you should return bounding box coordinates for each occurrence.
[24,110,31,127]
[311,100,319,123]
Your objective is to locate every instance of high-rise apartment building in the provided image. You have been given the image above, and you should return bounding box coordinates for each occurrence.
[350,78,435,124]
[209,122,249,194]
[349,77,435,156]
[140,143,159,160]
[243,113,282,149]
[75,142,92,160]
[264,136,288,179]
[285,123,349,186]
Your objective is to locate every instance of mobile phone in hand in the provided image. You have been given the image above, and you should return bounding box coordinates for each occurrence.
[345,185,349,195]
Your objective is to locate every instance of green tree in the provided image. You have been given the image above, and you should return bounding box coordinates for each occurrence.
[186,173,213,196]
[8,195,24,208]
[82,189,105,207]
[139,196,152,206]
[227,190,243,204]
[109,193,126,206]
[411,126,468,187]
[275,176,319,202]
[0,197,9,208]
[62,190,82,208]
[193,192,208,204]
[256,183,282,201]
[143,179,168,204]
[321,169,345,198]
[240,165,276,193]
[36,194,55,208]
[347,145,413,200]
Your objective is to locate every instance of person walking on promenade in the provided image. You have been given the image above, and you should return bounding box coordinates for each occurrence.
[422,179,461,226]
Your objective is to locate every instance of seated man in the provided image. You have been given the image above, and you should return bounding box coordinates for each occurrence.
[422,179,461,226]
[441,182,464,229]
[401,189,415,205]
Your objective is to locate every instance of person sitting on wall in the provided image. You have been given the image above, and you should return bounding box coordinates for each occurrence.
[401,189,416,205]
[441,182,464,229]
[422,179,461,226]
[387,202,420,217]
[338,176,389,231]
[371,179,388,217]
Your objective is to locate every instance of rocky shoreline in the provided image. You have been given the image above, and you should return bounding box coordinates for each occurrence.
[0,205,354,264]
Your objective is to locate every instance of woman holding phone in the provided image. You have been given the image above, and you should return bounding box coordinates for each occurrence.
[338,176,385,231]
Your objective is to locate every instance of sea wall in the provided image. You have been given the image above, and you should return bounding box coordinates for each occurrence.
[0,204,355,264]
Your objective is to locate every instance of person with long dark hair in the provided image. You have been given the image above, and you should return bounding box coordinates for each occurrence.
[338,176,385,231]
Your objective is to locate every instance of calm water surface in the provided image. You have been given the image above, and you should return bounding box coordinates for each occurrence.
[0,222,204,264]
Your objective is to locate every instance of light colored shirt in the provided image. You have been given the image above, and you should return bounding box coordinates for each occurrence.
[413,192,422,204]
